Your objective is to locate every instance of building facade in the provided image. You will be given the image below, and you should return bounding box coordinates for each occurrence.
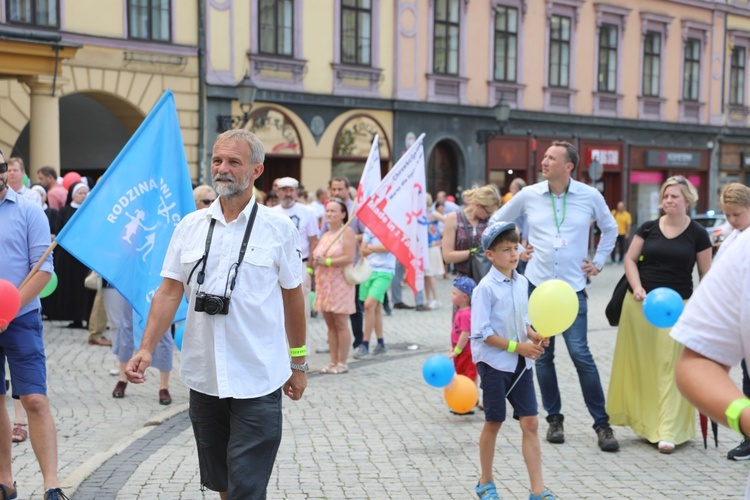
[3,0,750,228]
[0,0,200,179]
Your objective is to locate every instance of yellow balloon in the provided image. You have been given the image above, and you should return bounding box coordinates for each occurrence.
[528,279,579,337]
[444,375,478,414]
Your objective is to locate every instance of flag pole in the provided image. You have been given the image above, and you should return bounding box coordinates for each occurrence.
[18,241,57,291]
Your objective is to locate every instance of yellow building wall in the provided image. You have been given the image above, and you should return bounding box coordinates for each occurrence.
[64,0,123,37]
[574,4,596,115]
[302,1,335,93]
[379,0,395,99]
[174,1,199,46]
[416,0,430,100]
[522,2,546,111]
[464,0,489,106]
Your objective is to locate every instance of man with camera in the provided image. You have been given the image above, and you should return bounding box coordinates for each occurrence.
[125,130,307,498]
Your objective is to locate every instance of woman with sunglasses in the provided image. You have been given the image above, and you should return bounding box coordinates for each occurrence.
[192,184,217,210]
[441,185,501,282]
[312,198,357,374]
[607,176,712,454]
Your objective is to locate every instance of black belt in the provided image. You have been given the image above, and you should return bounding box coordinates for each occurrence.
[302,258,308,262]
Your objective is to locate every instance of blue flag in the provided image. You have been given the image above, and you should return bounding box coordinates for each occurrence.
[55,90,193,332]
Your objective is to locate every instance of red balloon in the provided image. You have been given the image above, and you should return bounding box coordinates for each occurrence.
[62,172,82,190]
[0,279,21,328]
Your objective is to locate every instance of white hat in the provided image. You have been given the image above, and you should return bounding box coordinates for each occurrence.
[276,177,299,189]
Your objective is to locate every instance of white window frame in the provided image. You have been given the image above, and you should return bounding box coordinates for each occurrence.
[638,12,673,120]
[543,0,583,113]
[592,4,629,118]
[248,0,306,92]
[678,21,710,124]
[427,0,469,104]
[488,0,526,108]
[727,30,750,126]
[332,0,382,97]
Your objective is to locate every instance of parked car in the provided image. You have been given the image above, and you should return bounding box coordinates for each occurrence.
[693,211,730,254]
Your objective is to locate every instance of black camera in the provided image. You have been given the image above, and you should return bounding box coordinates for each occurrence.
[194,292,230,315]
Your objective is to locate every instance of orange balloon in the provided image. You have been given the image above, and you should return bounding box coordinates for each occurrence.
[444,374,478,414]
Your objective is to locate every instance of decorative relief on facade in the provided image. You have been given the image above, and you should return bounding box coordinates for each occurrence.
[246,107,301,156]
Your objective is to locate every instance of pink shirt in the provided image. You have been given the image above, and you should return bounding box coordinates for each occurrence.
[47,185,68,210]
[451,308,472,348]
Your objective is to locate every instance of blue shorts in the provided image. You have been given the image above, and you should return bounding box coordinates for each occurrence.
[477,357,537,423]
[0,309,47,398]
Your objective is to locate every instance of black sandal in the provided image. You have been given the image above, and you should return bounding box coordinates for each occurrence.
[0,481,17,499]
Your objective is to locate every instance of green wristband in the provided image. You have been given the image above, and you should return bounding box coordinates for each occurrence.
[290,346,307,357]
[507,340,517,353]
[726,398,750,437]
[453,347,463,355]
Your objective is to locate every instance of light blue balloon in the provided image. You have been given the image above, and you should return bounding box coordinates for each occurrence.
[174,322,185,351]
[643,287,684,328]
[422,355,456,388]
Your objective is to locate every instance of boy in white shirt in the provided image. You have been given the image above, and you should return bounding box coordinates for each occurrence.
[471,221,554,500]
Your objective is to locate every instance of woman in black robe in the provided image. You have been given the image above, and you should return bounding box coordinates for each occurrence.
[41,182,95,327]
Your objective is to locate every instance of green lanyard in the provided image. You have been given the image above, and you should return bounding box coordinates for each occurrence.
[551,190,567,234]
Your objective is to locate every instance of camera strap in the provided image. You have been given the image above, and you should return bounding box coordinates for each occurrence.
[189,201,260,289]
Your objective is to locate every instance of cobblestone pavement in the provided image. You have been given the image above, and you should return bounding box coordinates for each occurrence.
[7,264,748,498]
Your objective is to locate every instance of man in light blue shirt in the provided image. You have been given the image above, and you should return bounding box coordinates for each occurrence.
[0,148,65,499]
[491,140,619,452]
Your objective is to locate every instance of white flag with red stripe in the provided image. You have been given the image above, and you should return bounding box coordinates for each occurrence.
[356,134,381,206]
[357,133,429,294]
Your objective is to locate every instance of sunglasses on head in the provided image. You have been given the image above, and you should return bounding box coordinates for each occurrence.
[667,176,688,186]
[201,198,215,206]
[0,162,7,174]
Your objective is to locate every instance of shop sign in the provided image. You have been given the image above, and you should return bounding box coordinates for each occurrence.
[645,150,701,168]
[586,147,620,167]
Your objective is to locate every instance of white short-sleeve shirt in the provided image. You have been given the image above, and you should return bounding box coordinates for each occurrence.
[273,202,319,259]
[162,198,303,399]
[670,229,750,496]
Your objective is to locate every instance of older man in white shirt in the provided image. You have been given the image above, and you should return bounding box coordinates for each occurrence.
[274,176,319,321]
[126,129,307,498]
[490,140,619,452]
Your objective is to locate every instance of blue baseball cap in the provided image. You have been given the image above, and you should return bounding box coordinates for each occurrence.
[481,220,516,251]
[453,276,476,297]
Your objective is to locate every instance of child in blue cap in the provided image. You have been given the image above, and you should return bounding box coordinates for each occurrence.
[471,221,555,500]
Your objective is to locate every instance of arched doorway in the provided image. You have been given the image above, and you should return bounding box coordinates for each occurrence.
[332,114,391,187]
[427,139,459,199]
[12,92,143,178]
[244,107,303,193]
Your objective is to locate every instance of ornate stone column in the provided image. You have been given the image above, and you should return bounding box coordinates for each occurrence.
[19,75,68,178]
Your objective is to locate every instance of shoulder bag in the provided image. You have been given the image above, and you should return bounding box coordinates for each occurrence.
[344,258,372,286]
[459,210,491,282]
[606,223,652,327]
[605,274,630,327]
[84,270,103,291]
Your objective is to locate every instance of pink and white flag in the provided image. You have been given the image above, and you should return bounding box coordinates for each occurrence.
[357,133,429,294]
[356,134,381,206]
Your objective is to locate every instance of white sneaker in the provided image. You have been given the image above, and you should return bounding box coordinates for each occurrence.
[429,300,441,309]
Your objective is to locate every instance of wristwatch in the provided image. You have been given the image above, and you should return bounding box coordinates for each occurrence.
[290,361,309,373]
[595,262,604,272]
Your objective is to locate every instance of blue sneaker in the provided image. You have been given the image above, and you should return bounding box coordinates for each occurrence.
[476,481,500,499]
[529,488,556,500]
